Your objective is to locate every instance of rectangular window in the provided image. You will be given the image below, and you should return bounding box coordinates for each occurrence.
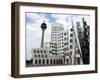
[64,43,67,45]
[41,50,43,53]
[64,38,66,40]
[44,50,46,53]
[77,57,80,64]
[70,45,73,49]
[64,33,66,35]
[67,47,69,50]
[37,50,39,53]
[66,59,69,65]
[34,50,36,53]
[70,34,73,37]
[70,28,73,31]
[70,39,73,43]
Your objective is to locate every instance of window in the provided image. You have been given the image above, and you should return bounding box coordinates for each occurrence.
[34,50,36,53]
[67,47,69,50]
[45,55,47,58]
[64,43,67,45]
[66,53,69,56]
[70,34,73,37]
[70,39,73,43]
[35,59,37,64]
[66,59,69,65]
[49,51,52,53]
[43,59,45,64]
[70,28,73,31]
[41,50,43,53]
[38,55,40,58]
[34,55,37,58]
[64,38,66,40]
[64,33,66,35]
[42,55,44,58]
[39,59,41,64]
[70,45,73,49]
[47,59,49,64]
[44,50,46,53]
[75,39,77,42]
[50,59,52,64]
[37,50,39,53]
[77,57,80,64]
[70,51,72,55]
[64,48,67,51]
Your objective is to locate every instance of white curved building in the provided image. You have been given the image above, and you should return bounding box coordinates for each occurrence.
[51,22,64,43]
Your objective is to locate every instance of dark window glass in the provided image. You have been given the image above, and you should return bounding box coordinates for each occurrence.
[70,34,73,37]
[67,47,69,50]
[45,55,47,58]
[64,43,67,45]
[44,50,46,53]
[35,59,37,64]
[64,38,66,40]
[64,33,66,35]
[41,50,43,53]
[49,51,52,53]
[70,28,73,31]
[77,57,80,64]
[64,48,67,51]
[37,50,39,53]
[42,55,44,58]
[70,45,73,49]
[70,51,72,55]
[34,55,37,58]
[39,59,41,64]
[43,59,45,64]
[75,39,77,42]
[34,50,36,53]
[70,39,73,43]
[38,55,40,58]
[67,59,69,65]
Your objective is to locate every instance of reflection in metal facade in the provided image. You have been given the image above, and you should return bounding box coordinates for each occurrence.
[77,18,90,64]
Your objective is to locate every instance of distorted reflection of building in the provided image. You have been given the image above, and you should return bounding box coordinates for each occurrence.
[28,17,89,66]
[77,18,90,64]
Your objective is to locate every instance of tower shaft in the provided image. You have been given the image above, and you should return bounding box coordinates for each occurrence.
[41,31,44,48]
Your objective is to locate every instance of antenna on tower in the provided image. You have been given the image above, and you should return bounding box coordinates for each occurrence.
[43,20,45,23]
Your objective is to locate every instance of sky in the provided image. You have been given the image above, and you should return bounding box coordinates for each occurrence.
[25,12,90,60]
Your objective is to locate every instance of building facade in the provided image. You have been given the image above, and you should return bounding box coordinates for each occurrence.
[77,18,90,64]
[31,48,64,66]
[30,18,89,66]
